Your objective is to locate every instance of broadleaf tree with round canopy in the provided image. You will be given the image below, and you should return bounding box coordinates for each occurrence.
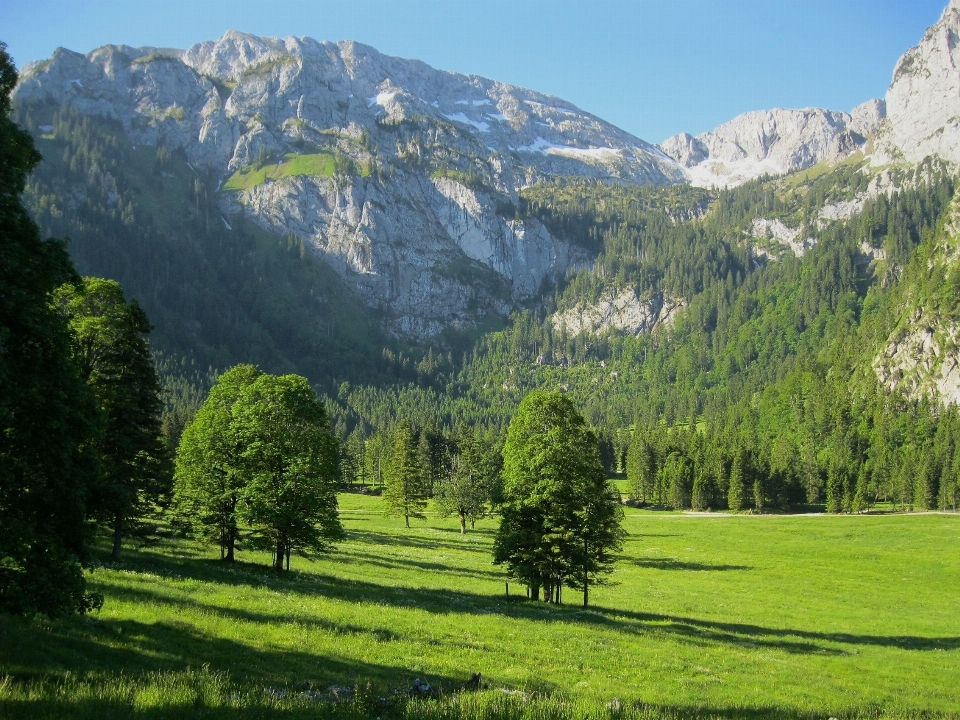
[494,391,625,606]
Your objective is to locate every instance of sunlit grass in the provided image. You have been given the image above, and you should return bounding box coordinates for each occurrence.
[1,495,958,718]
[223,153,337,191]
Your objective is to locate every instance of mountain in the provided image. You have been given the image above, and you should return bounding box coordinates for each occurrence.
[874,0,960,167]
[660,1,960,189]
[659,102,885,188]
[874,191,960,406]
[14,31,683,338]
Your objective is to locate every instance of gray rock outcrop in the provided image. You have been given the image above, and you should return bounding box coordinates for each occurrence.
[15,31,684,337]
[874,0,960,166]
[659,105,880,188]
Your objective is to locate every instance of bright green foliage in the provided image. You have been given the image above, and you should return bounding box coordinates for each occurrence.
[494,392,624,606]
[660,452,691,510]
[174,365,262,561]
[54,277,171,560]
[0,44,101,617]
[626,430,656,503]
[232,373,344,569]
[435,427,496,533]
[383,420,430,528]
[728,451,745,512]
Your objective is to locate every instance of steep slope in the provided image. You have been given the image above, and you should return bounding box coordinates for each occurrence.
[874,192,960,405]
[874,0,960,166]
[14,31,684,337]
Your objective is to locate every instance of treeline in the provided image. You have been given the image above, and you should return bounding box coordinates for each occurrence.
[327,161,960,514]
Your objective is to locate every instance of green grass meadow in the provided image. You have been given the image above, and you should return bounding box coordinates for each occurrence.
[223,153,337,191]
[2,495,959,719]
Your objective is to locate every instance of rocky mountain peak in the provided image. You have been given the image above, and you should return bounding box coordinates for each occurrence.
[659,106,878,188]
[874,0,960,166]
[16,31,687,338]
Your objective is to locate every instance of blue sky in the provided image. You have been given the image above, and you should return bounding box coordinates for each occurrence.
[0,0,947,143]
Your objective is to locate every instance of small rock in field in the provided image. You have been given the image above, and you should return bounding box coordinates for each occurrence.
[327,686,354,701]
[411,678,431,695]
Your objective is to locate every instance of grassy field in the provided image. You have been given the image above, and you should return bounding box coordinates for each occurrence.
[1,495,959,719]
[222,153,338,191]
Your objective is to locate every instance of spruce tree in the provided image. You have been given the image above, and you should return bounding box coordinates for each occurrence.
[55,278,171,560]
[727,450,745,512]
[383,420,429,528]
[691,469,710,511]
[752,478,764,515]
[0,44,101,616]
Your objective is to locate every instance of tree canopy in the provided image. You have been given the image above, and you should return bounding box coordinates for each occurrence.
[0,43,101,616]
[55,277,171,559]
[494,391,624,606]
[174,364,262,561]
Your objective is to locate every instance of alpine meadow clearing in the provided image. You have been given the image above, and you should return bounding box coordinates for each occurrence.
[1,495,958,720]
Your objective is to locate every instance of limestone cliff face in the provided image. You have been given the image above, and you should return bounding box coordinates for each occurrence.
[659,104,882,188]
[550,289,684,338]
[875,195,960,407]
[875,0,960,166]
[16,31,682,337]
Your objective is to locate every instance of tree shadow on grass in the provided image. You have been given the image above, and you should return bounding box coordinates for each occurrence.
[76,546,960,660]
[346,529,492,555]
[0,606,465,693]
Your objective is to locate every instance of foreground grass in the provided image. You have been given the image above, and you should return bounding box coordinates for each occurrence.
[2,496,959,718]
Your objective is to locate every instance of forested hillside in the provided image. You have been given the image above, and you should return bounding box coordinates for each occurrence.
[15,95,960,514]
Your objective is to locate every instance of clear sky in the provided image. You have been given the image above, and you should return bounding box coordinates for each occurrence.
[0,0,948,143]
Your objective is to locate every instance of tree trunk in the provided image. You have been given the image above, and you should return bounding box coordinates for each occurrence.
[112,513,123,561]
[459,513,466,534]
[583,536,589,608]
[531,583,540,601]
[225,498,236,562]
[405,514,410,528]
[274,540,285,570]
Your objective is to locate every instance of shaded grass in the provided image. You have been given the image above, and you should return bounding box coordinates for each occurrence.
[1,496,959,718]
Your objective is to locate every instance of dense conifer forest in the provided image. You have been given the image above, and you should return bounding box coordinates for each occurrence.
[12,97,960,517]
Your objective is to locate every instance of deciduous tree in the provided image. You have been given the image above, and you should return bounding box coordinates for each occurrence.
[494,392,624,607]
[173,364,262,561]
[55,277,171,560]
[233,373,344,570]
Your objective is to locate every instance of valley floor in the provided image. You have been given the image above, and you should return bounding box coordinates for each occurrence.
[1,495,958,719]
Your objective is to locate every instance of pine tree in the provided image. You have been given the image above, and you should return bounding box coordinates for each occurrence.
[752,478,764,515]
[691,469,710,511]
[383,420,429,528]
[727,450,745,512]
